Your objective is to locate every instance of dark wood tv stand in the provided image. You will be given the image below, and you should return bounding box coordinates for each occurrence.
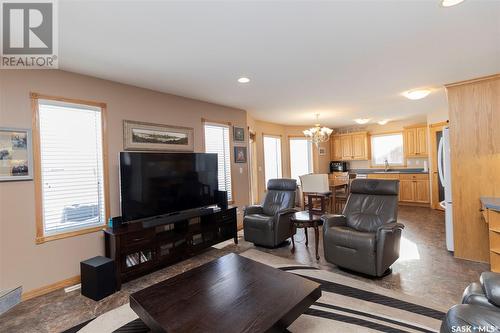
[104,206,237,290]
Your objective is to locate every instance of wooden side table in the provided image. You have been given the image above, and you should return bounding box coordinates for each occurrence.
[290,211,323,260]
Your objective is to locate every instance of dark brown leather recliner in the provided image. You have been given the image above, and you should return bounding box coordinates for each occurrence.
[243,179,297,248]
[322,179,404,277]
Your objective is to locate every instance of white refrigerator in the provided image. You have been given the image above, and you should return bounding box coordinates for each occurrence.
[438,126,453,251]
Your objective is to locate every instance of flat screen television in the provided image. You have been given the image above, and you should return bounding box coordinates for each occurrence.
[120,152,218,222]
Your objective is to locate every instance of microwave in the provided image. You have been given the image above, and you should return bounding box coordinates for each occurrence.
[330,161,349,172]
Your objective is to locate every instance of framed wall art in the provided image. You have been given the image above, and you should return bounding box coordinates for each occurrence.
[123,120,194,152]
[319,147,326,156]
[0,128,33,181]
[234,146,247,163]
[233,126,245,142]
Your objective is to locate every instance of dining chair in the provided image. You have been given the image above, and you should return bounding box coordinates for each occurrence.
[299,174,332,214]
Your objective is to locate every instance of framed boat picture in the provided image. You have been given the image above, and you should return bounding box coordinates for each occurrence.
[123,120,194,152]
[0,128,33,181]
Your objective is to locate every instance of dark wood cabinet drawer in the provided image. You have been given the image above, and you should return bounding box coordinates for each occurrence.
[123,229,155,248]
[217,208,237,222]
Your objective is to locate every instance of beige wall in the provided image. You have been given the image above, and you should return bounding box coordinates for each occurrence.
[0,70,249,293]
[248,120,330,202]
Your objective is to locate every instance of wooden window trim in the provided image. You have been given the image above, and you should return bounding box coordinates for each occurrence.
[31,93,110,244]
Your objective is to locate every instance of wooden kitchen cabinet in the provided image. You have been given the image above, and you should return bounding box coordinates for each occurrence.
[330,135,342,160]
[415,179,430,203]
[352,133,367,159]
[365,173,430,204]
[340,135,352,159]
[399,180,414,201]
[404,125,428,157]
[399,173,430,203]
[330,131,369,161]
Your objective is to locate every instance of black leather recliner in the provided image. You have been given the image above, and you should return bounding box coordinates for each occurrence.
[322,179,404,277]
[243,179,297,248]
[441,272,500,333]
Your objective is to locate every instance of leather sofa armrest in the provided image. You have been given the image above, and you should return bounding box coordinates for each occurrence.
[462,282,496,308]
[321,214,347,229]
[480,272,500,306]
[244,205,264,216]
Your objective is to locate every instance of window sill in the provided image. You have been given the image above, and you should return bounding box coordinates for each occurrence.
[36,224,106,244]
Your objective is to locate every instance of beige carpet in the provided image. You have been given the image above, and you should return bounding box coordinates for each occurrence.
[68,249,446,333]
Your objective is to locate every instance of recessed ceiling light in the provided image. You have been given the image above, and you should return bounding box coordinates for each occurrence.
[237,77,250,83]
[403,89,431,100]
[354,118,370,124]
[441,0,465,7]
[378,120,389,125]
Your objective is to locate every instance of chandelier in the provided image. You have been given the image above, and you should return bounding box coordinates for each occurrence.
[303,114,333,146]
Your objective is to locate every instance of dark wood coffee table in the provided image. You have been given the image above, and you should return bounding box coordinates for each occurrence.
[130,253,321,333]
[291,211,324,260]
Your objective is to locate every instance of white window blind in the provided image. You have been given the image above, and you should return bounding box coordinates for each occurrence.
[289,138,313,183]
[38,100,106,236]
[204,123,232,201]
[371,133,404,166]
[263,135,282,186]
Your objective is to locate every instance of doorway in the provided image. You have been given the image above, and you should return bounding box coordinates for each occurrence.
[429,122,448,210]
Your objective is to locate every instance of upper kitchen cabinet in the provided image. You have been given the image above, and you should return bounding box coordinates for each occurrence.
[330,131,369,161]
[404,124,428,157]
[330,135,342,160]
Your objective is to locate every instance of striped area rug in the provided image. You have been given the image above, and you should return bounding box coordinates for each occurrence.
[67,249,446,333]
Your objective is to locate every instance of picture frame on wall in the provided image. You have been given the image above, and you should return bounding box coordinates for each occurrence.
[0,127,33,181]
[123,120,194,152]
[233,126,245,142]
[319,147,326,156]
[234,146,247,163]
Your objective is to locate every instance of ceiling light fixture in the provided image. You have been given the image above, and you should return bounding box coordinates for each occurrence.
[237,77,250,83]
[403,89,431,100]
[441,0,465,7]
[354,118,371,124]
[378,120,389,125]
[303,114,333,147]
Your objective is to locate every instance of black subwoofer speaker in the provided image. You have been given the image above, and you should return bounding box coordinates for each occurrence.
[215,190,228,210]
[80,256,116,301]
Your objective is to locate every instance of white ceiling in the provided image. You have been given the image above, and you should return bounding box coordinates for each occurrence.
[59,1,500,127]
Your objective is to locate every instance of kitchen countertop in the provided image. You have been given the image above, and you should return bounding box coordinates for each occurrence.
[349,168,428,174]
[481,197,500,211]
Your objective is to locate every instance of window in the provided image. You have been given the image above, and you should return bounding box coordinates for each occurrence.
[289,138,313,183]
[34,96,108,243]
[204,123,232,201]
[371,133,404,166]
[263,135,282,186]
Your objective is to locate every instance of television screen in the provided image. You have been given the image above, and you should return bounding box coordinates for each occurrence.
[120,152,218,222]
